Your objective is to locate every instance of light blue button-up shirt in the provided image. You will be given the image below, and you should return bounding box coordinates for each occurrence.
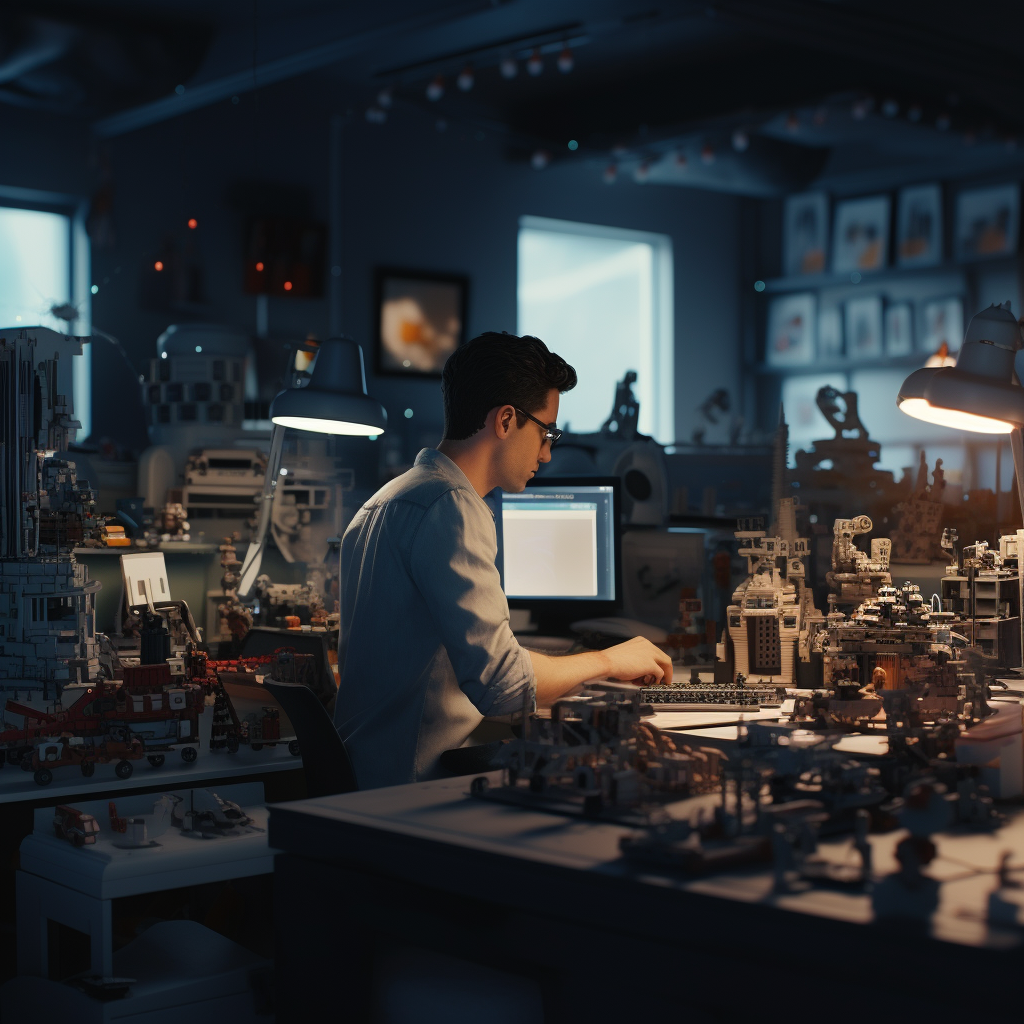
[333,449,535,789]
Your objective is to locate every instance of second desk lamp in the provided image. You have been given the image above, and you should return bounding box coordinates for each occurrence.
[238,338,386,597]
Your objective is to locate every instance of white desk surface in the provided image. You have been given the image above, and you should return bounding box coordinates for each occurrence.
[0,707,302,805]
[21,782,275,899]
[273,772,1024,951]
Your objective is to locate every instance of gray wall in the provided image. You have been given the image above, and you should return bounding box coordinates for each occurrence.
[71,77,742,467]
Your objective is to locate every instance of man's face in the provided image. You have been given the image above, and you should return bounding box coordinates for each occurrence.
[498,388,559,492]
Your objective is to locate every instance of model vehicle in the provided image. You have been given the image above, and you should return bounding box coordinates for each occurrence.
[53,805,100,846]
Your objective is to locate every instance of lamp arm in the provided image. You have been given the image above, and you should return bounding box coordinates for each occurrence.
[237,422,286,599]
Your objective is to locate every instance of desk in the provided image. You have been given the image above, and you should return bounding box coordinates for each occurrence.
[269,775,1024,1024]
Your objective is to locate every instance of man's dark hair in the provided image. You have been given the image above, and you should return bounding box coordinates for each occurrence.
[441,332,577,441]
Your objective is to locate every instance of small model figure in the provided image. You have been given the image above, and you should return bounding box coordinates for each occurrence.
[156,502,190,542]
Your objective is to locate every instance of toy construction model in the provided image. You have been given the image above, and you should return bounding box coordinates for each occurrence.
[715,409,824,687]
[0,328,105,703]
[890,453,946,563]
[0,615,205,785]
[473,684,725,825]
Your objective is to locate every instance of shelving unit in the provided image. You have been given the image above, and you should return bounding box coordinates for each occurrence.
[758,255,1016,295]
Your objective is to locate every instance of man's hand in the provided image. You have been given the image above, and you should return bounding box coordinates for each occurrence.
[601,636,674,686]
[529,636,674,704]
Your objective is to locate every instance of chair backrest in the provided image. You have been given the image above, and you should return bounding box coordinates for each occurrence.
[262,678,358,797]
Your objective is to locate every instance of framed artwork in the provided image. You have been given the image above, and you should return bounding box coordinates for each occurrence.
[955,183,1020,261]
[817,307,843,359]
[896,183,943,267]
[783,192,829,277]
[374,268,468,377]
[765,292,816,367]
[832,195,890,273]
[885,302,914,356]
[921,297,964,354]
[844,295,884,361]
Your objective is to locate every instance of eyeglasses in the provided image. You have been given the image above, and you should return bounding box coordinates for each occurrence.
[514,408,562,445]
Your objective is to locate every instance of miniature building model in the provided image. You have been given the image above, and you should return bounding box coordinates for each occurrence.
[717,411,823,684]
[939,534,1022,668]
[0,327,101,699]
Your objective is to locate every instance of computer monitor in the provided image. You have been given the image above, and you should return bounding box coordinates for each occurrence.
[495,476,621,628]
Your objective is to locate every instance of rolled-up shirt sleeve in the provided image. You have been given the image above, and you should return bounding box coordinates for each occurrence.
[408,489,535,716]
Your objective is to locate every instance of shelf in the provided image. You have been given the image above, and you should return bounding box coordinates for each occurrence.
[749,353,925,376]
[758,256,1017,295]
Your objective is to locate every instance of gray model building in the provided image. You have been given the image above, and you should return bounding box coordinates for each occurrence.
[0,327,101,699]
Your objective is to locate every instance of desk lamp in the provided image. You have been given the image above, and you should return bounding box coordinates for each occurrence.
[898,302,1024,670]
[897,302,1024,515]
[238,338,386,597]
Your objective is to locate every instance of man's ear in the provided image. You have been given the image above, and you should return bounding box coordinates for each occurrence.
[494,404,516,439]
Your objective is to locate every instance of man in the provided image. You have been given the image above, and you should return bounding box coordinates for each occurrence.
[334,332,672,789]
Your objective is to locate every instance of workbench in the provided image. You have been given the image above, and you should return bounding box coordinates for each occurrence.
[269,769,1024,1023]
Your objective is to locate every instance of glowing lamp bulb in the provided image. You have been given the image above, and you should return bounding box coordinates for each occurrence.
[154,261,164,271]
[255,262,264,272]
[426,76,444,101]
[557,46,574,73]
[457,65,474,91]
[898,398,1013,435]
[284,281,293,292]
[500,56,517,79]
[526,49,543,76]
[187,218,198,229]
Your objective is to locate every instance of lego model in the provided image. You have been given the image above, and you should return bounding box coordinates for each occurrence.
[0,647,205,784]
[939,531,1022,669]
[789,385,907,535]
[53,805,101,847]
[715,408,824,686]
[473,684,725,824]
[181,449,267,530]
[890,453,946,563]
[200,651,305,756]
[0,327,104,702]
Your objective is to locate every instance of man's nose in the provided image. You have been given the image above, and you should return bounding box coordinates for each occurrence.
[539,443,552,463]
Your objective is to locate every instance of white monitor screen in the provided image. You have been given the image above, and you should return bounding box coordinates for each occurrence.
[497,482,617,602]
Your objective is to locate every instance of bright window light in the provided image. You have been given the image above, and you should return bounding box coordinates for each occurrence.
[517,216,673,441]
[0,204,89,435]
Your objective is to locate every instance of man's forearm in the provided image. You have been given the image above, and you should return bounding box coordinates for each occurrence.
[528,649,612,704]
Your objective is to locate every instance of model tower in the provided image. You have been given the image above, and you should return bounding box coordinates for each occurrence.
[0,327,101,699]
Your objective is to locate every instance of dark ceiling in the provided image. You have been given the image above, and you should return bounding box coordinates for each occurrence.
[4,0,1024,195]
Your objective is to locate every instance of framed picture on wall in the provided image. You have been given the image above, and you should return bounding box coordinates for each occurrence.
[783,192,829,277]
[374,268,469,377]
[896,183,943,267]
[884,299,917,356]
[921,296,964,355]
[832,195,890,273]
[817,307,843,358]
[885,301,914,356]
[766,292,816,367]
[844,295,884,361]
[954,183,1020,261]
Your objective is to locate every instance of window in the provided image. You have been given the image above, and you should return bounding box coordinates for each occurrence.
[0,192,91,435]
[517,216,674,442]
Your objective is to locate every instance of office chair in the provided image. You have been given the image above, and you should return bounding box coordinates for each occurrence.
[262,678,358,797]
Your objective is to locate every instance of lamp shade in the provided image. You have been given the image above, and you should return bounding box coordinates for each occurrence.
[897,303,1024,435]
[270,337,387,435]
